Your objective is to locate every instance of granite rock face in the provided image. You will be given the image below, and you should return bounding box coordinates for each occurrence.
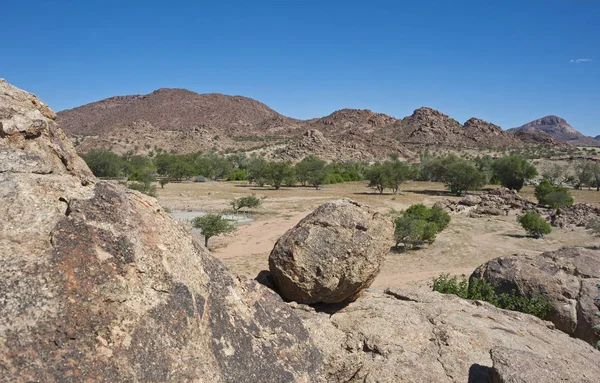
[0,79,323,382]
[471,247,600,346]
[295,288,600,383]
[269,199,394,304]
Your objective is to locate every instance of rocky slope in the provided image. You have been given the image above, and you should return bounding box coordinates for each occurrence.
[390,108,524,148]
[509,115,600,146]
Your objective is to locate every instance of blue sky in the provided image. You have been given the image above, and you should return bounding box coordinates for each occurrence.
[2,0,598,134]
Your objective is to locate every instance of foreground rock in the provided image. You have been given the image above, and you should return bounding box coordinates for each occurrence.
[435,188,544,217]
[269,199,394,304]
[471,247,600,346]
[0,79,322,382]
[295,288,600,382]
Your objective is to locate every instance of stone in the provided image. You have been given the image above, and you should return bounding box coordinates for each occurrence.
[0,79,324,382]
[268,199,394,304]
[459,194,481,206]
[470,247,600,346]
[295,288,600,383]
[490,347,597,383]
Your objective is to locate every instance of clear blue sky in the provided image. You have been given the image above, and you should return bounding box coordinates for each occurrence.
[2,0,598,134]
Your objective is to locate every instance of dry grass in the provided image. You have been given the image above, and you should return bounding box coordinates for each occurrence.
[157,180,600,290]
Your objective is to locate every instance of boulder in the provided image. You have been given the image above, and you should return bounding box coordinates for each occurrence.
[470,247,600,346]
[0,79,323,382]
[295,288,600,383]
[459,194,481,206]
[268,199,394,304]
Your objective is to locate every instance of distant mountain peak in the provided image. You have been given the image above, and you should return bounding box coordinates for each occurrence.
[509,115,599,146]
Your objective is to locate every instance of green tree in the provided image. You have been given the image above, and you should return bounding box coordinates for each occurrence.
[445,161,486,195]
[246,156,270,187]
[267,161,295,190]
[80,149,125,178]
[492,155,538,191]
[394,204,451,249]
[295,156,327,188]
[231,194,263,213]
[367,163,390,194]
[534,180,574,208]
[159,178,169,189]
[518,211,552,238]
[192,214,236,247]
[574,161,594,190]
[388,161,415,194]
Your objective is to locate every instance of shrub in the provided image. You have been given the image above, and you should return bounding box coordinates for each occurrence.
[192,213,236,247]
[127,181,157,197]
[534,180,574,208]
[159,178,169,189]
[432,274,553,319]
[231,194,262,213]
[518,211,552,238]
[228,168,248,181]
[394,204,451,249]
[492,155,538,191]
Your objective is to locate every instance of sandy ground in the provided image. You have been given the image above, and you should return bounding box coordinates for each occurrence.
[157,180,600,290]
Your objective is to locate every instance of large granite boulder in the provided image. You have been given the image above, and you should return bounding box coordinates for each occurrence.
[268,199,394,304]
[0,79,323,382]
[470,247,600,346]
[295,288,600,382]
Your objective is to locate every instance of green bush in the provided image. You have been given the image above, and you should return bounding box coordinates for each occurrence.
[192,213,236,247]
[394,204,451,249]
[127,181,157,197]
[534,180,574,208]
[492,155,538,191]
[518,211,552,238]
[432,274,553,319]
[228,168,248,181]
[231,194,263,213]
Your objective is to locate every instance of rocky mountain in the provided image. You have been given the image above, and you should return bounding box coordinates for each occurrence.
[511,129,572,149]
[390,108,523,148]
[58,88,300,136]
[509,115,600,146]
[56,88,573,158]
[3,78,600,382]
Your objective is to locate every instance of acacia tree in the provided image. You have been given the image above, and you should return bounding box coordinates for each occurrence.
[231,194,263,213]
[267,161,295,190]
[192,214,236,248]
[492,155,538,191]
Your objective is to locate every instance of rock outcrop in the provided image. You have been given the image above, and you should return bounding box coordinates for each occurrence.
[470,247,600,346]
[0,79,323,382]
[434,188,544,217]
[551,203,600,228]
[269,199,394,304]
[294,287,600,382]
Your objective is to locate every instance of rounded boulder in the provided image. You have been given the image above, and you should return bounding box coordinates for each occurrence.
[268,199,393,304]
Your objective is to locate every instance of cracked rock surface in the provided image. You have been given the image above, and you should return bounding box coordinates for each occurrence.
[294,288,600,382]
[0,79,323,382]
[471,247,600,347]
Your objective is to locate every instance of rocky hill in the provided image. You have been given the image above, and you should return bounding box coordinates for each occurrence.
[509,115,600,146]
[56,88,575,158]
[389,107,523,148]
[57,88,301,136]
[512,129,572,149]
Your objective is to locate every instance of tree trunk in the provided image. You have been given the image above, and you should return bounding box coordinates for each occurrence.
[204,236,209,247]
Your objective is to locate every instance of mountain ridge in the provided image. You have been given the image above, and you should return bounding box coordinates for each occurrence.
[57,88,577,159]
